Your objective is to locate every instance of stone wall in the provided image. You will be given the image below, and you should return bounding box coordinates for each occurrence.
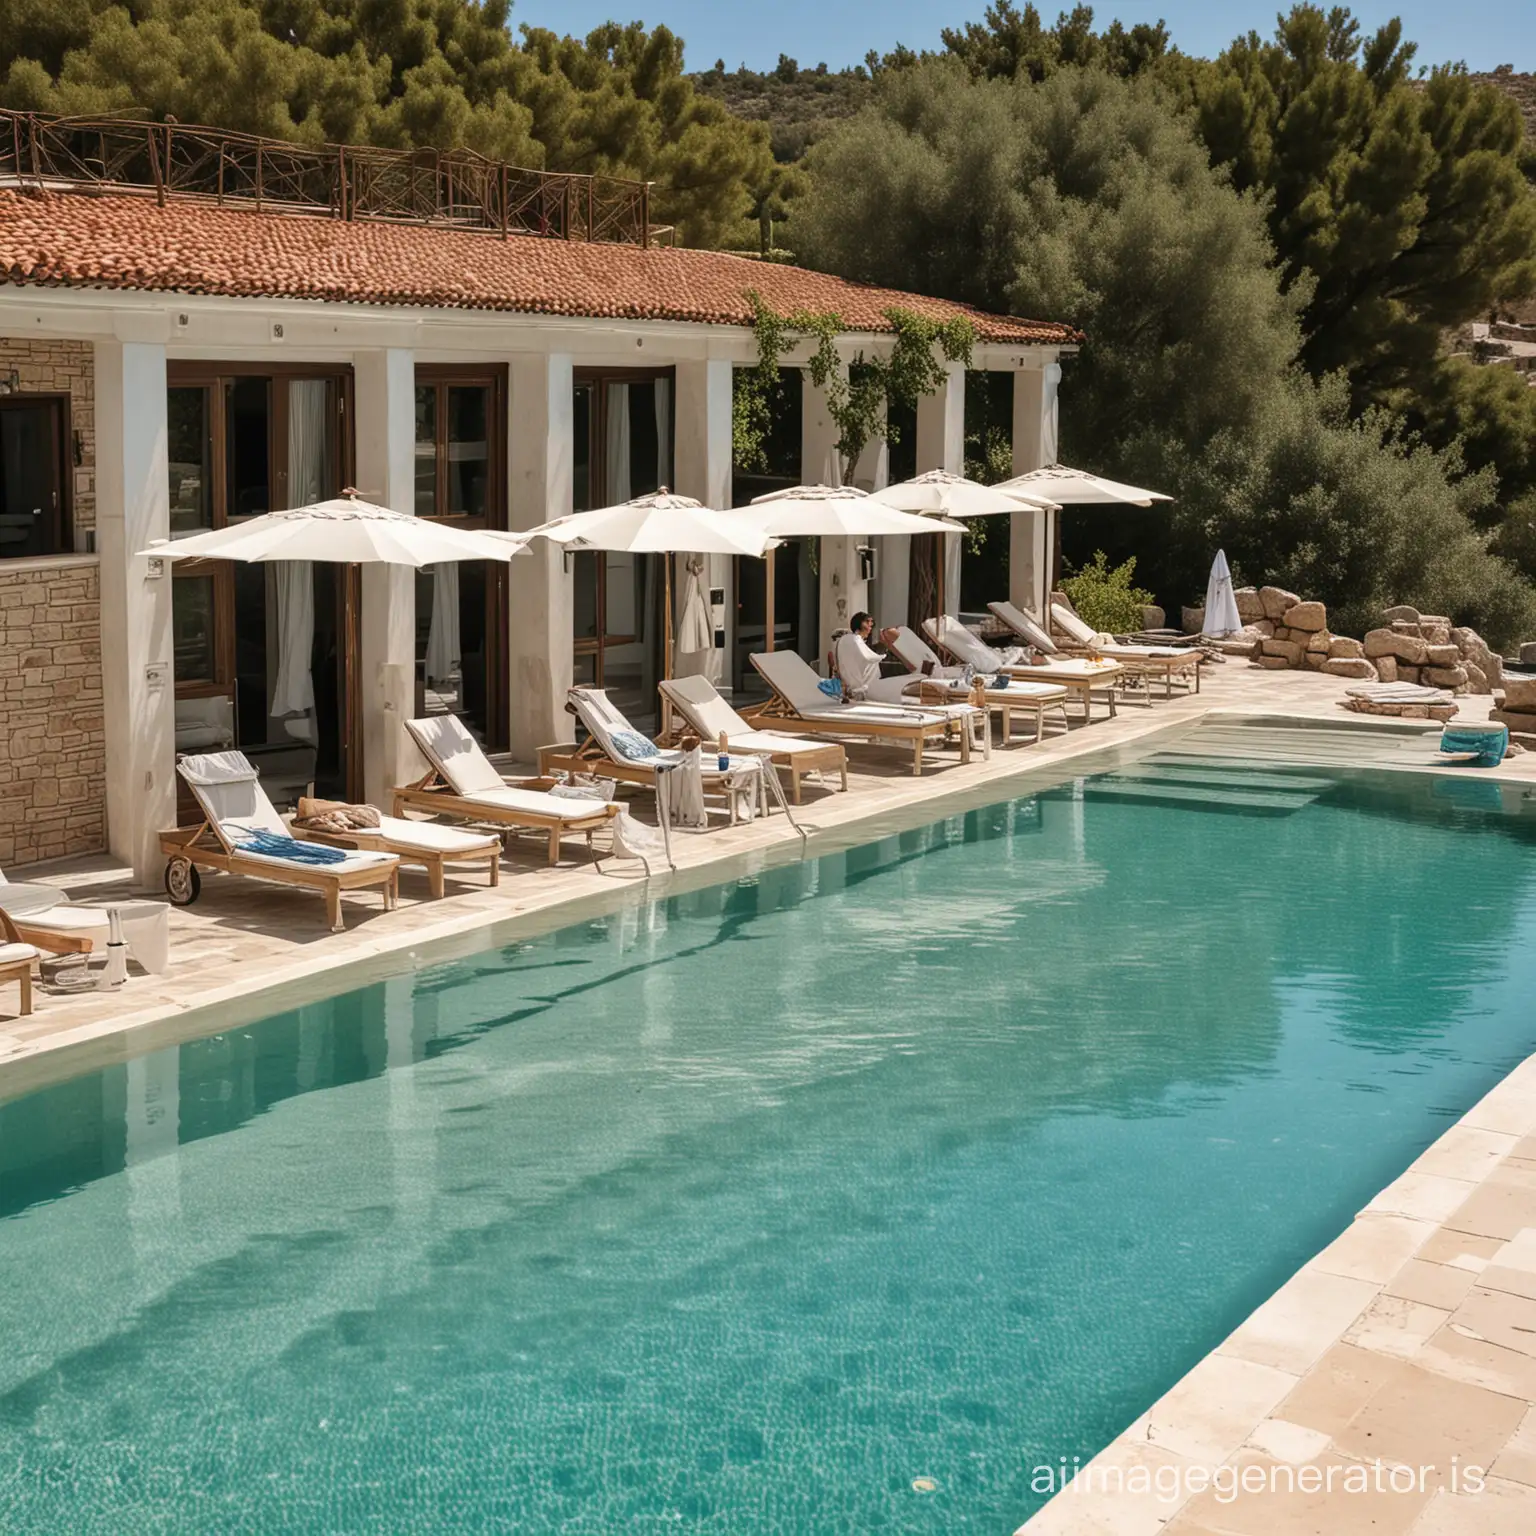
[0,560,107,867]
[0,337,95,539]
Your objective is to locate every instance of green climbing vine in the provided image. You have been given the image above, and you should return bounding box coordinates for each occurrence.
[733,291,975,484]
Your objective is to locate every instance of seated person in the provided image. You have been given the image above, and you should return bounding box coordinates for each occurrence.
[834,613,953,704]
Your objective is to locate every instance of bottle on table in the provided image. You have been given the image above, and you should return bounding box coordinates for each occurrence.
[718,730,730,772]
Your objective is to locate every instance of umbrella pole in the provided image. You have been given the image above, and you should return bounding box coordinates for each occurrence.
[661,554,674,740]
[935,534,946,632]
[765,551,776,653]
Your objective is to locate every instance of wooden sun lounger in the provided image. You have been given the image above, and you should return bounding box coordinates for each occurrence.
[744,651,980,776]
[392,771,617,867]
[292,816,502,899]
[1041,602,1203,699]
[162,752,400,931]
[925,618,1125,726]
[158,821,398,932]
[657,676,848,804]
[395,715,620,866]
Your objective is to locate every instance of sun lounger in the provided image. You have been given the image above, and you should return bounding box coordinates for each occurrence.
[925,615,1125,725]
[1045,602,1202,697]
[745,649,986,774]
[161,752,399,931]
[886,626,1070,744]
[290,802,503,899]
[540,687,789,824]
[0,910,37,1016]
[395,714,620,866]
[658,675,848,803]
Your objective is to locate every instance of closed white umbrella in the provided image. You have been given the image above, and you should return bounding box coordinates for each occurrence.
[994,463,1172,507]
[514,489,774,678]
[147,494,526,567]
[1202,549,1243,638]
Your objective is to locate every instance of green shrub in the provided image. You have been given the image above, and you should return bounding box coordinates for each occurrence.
[1060,551,1154,635]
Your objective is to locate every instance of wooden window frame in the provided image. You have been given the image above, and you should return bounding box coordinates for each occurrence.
[413,365,507,528]
[0,393,72,558]
[572,367,675,683]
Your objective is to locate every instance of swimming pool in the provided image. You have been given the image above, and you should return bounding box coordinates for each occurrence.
[3,751,1535,1533]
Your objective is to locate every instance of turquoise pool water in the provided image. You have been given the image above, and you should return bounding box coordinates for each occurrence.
[3,757,1536,1533]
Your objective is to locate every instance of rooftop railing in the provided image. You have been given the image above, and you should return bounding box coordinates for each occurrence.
[0,109,654,246]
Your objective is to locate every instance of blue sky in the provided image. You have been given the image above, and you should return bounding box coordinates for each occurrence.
[510,1,1533,74]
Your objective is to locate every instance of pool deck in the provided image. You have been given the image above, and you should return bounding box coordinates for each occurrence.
[3,660,1536,1536]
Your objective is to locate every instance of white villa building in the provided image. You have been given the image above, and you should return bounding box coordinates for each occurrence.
[0,114,1078,886]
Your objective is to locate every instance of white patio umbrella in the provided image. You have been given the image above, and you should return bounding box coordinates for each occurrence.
[512,489,774,677]
[744,484,965,652]
[148,494,527,567]
[993,463,1172,507]
[145,494,527,754]
[870,469,1057,624]
[1202,549,1243,638]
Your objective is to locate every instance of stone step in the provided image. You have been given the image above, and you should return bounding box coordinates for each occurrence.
[1082,775,1319,815]
[1122,762,1337,795]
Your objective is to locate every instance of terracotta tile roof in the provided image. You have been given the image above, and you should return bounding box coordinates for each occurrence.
[0,189,1080,345]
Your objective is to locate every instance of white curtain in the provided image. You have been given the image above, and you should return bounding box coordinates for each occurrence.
[655,379,672,491]
[606,382,631,505]
[287,380,329,507]
[269,562,315,717]
[270,379,327,720]
[425,562,462,685]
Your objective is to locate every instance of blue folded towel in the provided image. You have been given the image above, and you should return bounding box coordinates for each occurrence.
[816,678,843,700]
[234,828,349,865]
[609,728,660,761]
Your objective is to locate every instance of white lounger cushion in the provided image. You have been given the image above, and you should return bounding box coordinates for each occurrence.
[407,714,617,814]
[373,816,498,852]
[657,680,836,755]
[925,616,1014,673]
[1050,603,1103,646]
[988,600,1058,654]
[751,649,951,725]
[0,942,38,964]
[1044,605,1192,660]
[405,715,508,796]
[179,752,397,872]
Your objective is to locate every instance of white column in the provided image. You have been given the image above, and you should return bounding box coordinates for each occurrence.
[96,341,175,886]
[353,348,418,809]
[852,406,895,629]
[918,362,967,616]
[672,359,733,686]
[804,364,866,658]
[1010,363,1061,616]
[508,352,574,760]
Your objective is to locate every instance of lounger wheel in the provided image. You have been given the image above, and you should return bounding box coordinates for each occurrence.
[164,857,201,906]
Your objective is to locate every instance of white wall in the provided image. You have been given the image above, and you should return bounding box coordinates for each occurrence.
[1010,363,1061,616]
[917,362,966,617]
[507,352,574,759]
[96,341,175,885]
[353,348,419,807]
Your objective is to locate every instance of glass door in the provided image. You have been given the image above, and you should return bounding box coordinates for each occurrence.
[167,366,355,805]
[412,366,508,750]
[571,370,672,724]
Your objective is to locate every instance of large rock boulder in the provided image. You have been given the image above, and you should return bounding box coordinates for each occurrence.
[1305,629,1330,654]
[1381,604,1421,624]
[1424,665,1468,691]
[1259,585,1302,621]
[1502,675,1536,710]
[1375,656,1399,683]
[1420,619,1452,646]
[1235,587,1265,623]
[1364,628,1428,665]
[1181,605,1205,634]
[1324,657,1377,679]
[1254,654,1291,670]
[1261,637,1305,666]
[1521,642,1536,666]
[1142,604,1166,631]
[1253,618,1276,639]
[1464,662,1489,693]
[1328,635,1366,659]
[1282,601,1328,632]
[1424,643,1461,666]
